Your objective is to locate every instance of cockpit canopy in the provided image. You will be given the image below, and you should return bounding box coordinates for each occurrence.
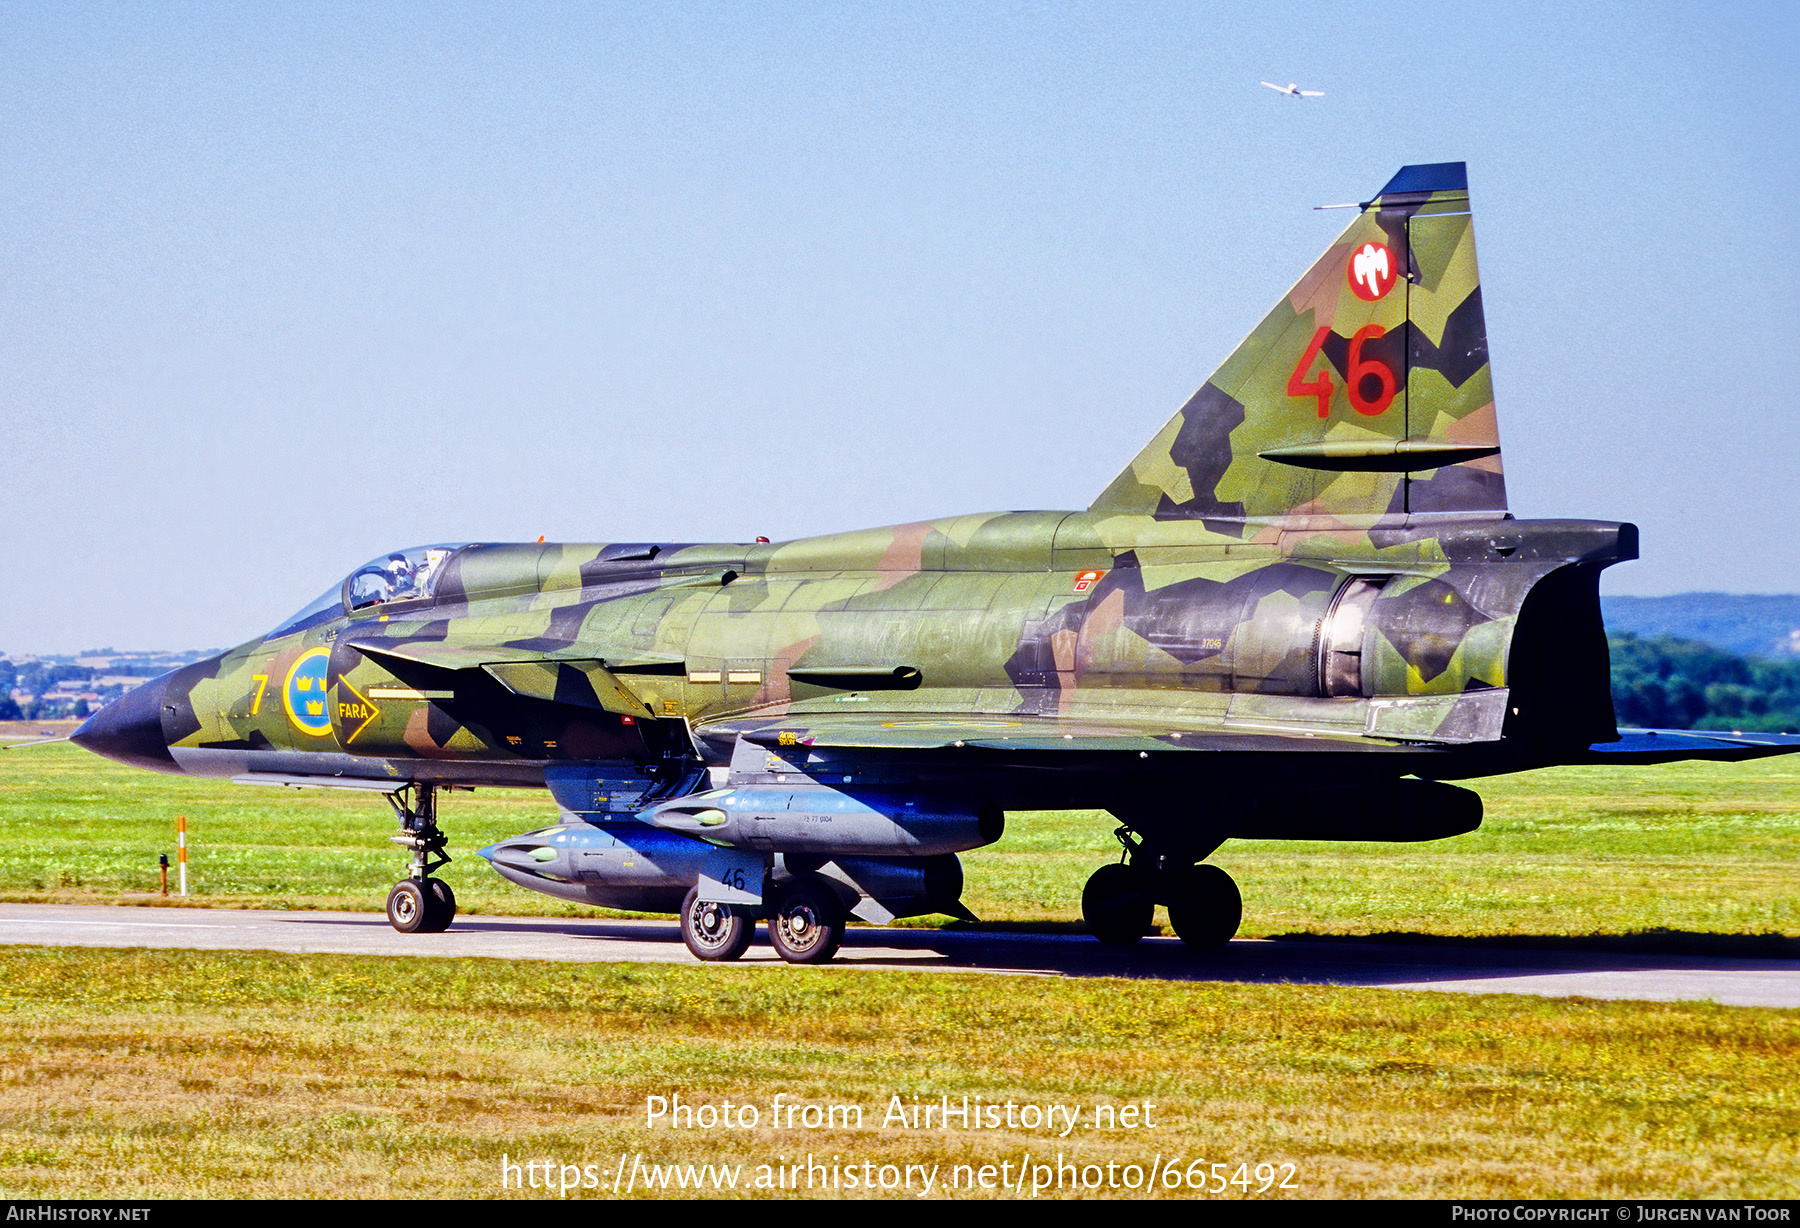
[267,543,469,638]
[346,544,460,611]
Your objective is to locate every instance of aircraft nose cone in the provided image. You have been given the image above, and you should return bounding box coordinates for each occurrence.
[70,672,177,772]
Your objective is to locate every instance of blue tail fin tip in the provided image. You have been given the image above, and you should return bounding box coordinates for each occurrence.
[1376,162,1468,197]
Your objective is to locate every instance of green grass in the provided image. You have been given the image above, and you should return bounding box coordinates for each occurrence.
[0,947,1794,1199]
[4,744,1798,938]
[3,748,1797,1200]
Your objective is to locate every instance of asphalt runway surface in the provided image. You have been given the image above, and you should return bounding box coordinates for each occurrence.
[3,903,1796,1007]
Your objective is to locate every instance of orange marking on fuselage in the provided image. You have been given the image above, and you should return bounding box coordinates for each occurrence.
[1050,627,1079,685]
[869,522,933,592]
[1441,402,1505,473]
[1074,588,1126,680]
[1272,504,1370,548]
[401,706,456,758]
[761,634,820,707]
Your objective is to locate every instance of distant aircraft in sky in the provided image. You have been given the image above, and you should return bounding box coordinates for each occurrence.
[1262,81,1324,98]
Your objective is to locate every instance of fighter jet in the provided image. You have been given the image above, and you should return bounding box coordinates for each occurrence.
[71,163,1800,964]
[1262,81,1324,97]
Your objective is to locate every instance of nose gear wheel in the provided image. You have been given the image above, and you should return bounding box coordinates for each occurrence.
[384,783,455,933]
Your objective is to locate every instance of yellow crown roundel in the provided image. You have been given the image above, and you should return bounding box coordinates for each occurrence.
[283,647,334,737]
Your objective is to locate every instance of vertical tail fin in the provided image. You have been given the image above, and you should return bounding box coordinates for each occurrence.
[1092,162,1504,524]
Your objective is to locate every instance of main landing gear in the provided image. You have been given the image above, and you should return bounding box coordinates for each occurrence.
[767,876,845,965]
[677,874,848,965]
[385,783,456,934]
[680,886,754,962]
[1081,826,1240,949]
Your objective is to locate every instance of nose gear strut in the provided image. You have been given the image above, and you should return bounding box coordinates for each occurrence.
[385,783,455,933]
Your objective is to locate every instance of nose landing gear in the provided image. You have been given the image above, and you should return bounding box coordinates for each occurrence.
[1081,825,1240,950]
[385,783,455,933]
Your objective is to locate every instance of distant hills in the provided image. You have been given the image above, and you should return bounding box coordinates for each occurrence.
[1602,594,1800,660]
[1,649,220,721]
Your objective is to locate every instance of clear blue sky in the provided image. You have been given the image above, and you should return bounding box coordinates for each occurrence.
[3,1,1796,652]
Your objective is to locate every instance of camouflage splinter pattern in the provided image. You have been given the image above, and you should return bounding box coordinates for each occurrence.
[74,163,1800,875]
[1094,163,1500,524]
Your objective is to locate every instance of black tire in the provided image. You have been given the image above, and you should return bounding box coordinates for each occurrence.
[1166,863,1241,949]
[421,877,456,933]
[768,877,844,965]
[386,880,428,933]
[681,886,754,962]
[1082,863,1153,946]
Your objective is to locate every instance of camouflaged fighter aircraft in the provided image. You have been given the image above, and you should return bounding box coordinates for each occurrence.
[71,162,1800,964]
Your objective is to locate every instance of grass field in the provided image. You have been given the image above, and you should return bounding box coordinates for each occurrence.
[0,946,1795,1200]
[3,740,1798,940]
[3,742,1797,1199]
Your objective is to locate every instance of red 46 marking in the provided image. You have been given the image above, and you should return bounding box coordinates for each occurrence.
[1346,324,1396,416]
[1286,325,1397,418]
[1286,326,1333,417]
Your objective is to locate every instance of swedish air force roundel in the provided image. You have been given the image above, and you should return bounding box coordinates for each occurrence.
[283,647,334,737]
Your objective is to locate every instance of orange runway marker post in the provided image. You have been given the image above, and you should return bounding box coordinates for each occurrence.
[177,815,188,897]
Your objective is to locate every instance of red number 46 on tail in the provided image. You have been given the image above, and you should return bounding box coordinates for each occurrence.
[1287,325,1396,418]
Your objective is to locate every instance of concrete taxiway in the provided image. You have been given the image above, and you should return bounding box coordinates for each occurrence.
[2,902,1795,1007]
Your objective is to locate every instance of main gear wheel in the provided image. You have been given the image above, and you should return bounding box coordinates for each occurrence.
[680,886,754,962]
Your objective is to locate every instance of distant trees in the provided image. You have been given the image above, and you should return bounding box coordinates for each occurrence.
[1609,633,1800,733]
[6,662,93,699]
[1,660,100,722]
